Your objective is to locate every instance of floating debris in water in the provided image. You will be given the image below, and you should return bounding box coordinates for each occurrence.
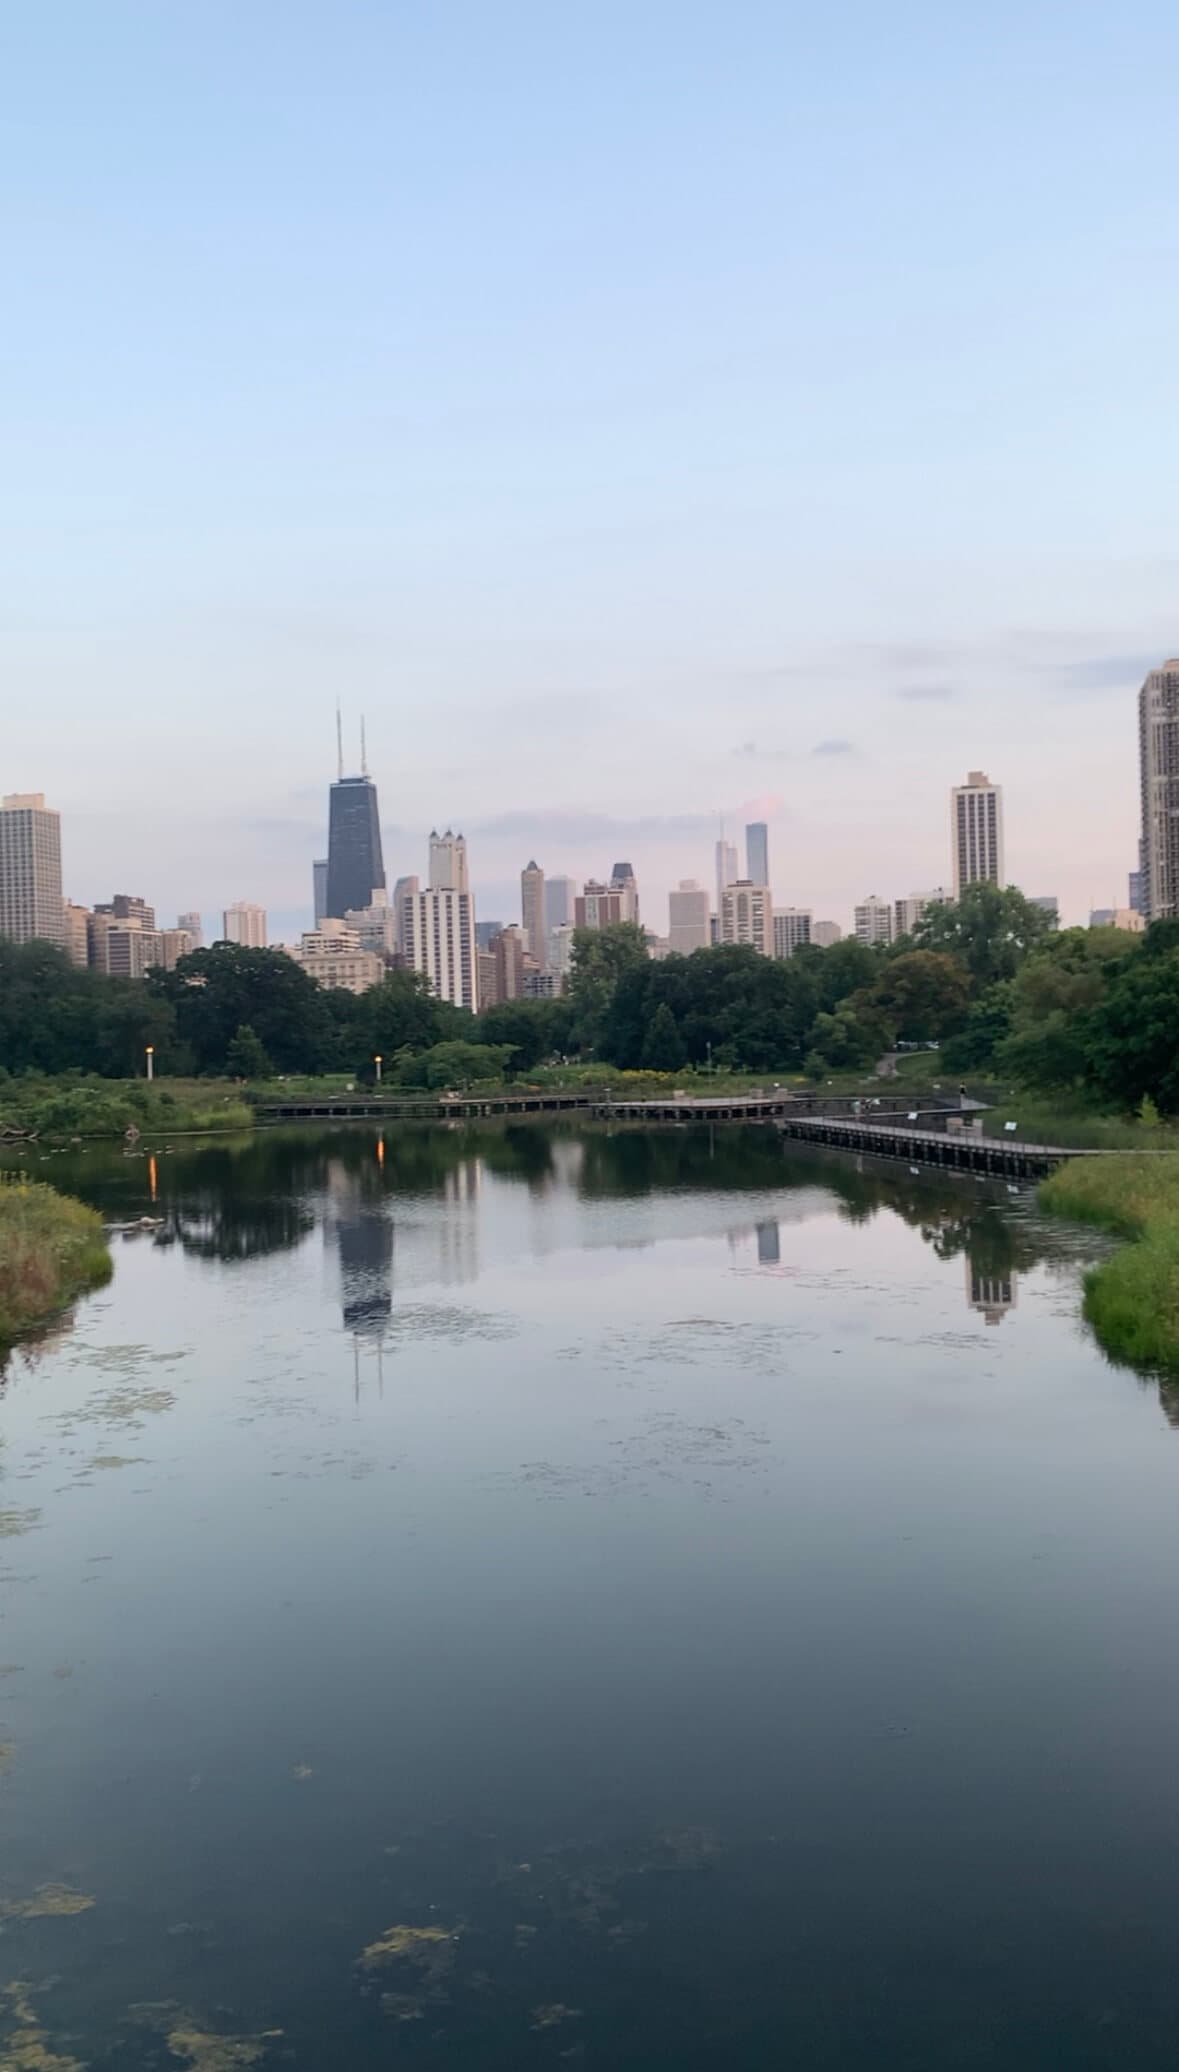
[164,2021,282,2070]
[531,2004,582,2031]
[290,1765,313,1781]
[0,1515,40,1542]
[0,1747,14,1779]
[0,1979,84,2071]
[0,1886,95,1922]
[359,1923,456,1973]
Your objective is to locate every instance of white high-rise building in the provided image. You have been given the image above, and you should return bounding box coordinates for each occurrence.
[288,926,383,995]
[746,822,770,887]
[429,830,469,893]
[548,922,576,989]
[772,908,812,958]
[721,881,772,956]
[63,901,92,967]
[521,860,546,968]
[0,793,64,947]
[1139,661,1179,921]
[391,875,420,953]
[177,911,204,949]
[854,895,894,947]
[668,880,710,954]
[895,888,949,937]
[715,838,739,919]
[222,902,268,948]
[951,772,1005,898]
[812,920,842,948]
[403,886,478,1010]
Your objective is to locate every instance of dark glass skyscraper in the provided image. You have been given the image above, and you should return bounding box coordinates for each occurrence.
[325,775,385,920]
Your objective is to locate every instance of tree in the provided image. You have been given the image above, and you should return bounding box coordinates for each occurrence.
[940,984,1014,1074]
[396,1040,514,1090]
[859,950,972,1043]
[641,1001,686,1071]
[912,882,1050,992]
[567,924,650,1053]
[151,945,338,1074]
[359,970,448,1062]
[476,998,573,1071]
[225,1024,273,1079]
[1085,949,1179,1113]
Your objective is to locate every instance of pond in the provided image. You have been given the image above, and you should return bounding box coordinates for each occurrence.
[1,1122,1177,2070]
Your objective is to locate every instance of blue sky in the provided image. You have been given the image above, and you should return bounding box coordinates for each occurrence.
[3,0,1177,937]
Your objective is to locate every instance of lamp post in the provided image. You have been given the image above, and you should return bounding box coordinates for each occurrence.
[374,1054,383,1086]
[145,1045,155,1082]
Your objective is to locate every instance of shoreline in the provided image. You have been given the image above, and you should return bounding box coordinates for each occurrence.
[1039,1155,1179,1371]
[0,1179,112,1353]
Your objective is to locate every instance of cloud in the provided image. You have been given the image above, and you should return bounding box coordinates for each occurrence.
[895,683,955,702]
[811,738,856,756]
[469,807,726,843]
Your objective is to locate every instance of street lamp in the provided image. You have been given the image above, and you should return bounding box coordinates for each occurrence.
[374,1054,383,1085]
[145,1045,155,1082]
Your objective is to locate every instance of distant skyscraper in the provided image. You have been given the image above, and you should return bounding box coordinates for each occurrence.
[521,860,546,968]
[63,901,91,966]
[721,881,772,955]
[177,911,204,949]
[609,862,640,924]
[575,881,625,929]
[715,837,738,917]
[95,892,155,930]
[894,888,948,937]
[392,875,419,952]
[1029,896,1060,929]
[854,896,894,947]
[544,875,576,933]
[1139,661,1179,921]
[403,886,477,1009]
[0,794,64,947]
[812,920,842,948]
[668,880,710,954]
[772,908,812,958]
[326,720,386,921]
[223,902,267,947]
[746,822,769,887]
[429,829,469,893]
[313,859,328,925]
[951,771,1005,898]
[474,919,504,951]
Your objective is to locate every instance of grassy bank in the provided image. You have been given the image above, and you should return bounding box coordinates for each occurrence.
[1039,1155,1179,1369]
[0,1075,253,1141]
[0,1178,112,1346]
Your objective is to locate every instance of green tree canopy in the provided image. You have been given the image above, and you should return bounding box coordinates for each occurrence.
[150,945,340,1075]
[641,1000,687,1071]
[225,1024,274,1079]
[567,924,650,1053]
[912,882,1050,992]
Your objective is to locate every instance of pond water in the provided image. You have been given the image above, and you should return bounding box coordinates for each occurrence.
[1,1122,1178,2070]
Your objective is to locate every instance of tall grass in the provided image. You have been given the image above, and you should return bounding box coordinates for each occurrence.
[1039,1155,1179,1370]
[0,1178,112,1345]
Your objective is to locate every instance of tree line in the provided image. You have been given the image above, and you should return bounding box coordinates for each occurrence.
[3,882,1179,1112]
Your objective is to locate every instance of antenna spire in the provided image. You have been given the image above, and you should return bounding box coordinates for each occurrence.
[360,714,368,776]
[336,700,344,782]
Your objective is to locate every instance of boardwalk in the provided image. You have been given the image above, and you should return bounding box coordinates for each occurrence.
[778,1111,1080,1178]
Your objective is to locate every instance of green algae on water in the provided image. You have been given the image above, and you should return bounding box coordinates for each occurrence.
[0,1887,95,1922]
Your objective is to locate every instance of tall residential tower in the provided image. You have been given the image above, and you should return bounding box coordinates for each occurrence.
[951,771,1005,899]
[0,794,64,946]
[1138,662,1179,921]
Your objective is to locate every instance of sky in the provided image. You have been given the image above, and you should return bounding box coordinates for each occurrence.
[4,0,1178,940]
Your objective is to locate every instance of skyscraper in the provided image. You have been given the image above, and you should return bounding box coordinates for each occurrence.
[609,862,639,924]
[721,881,772,955]
[223,902,268,947]
[772,908,812,957]
[326,718,386,921]
[746,822,769,887]
[854,895,894,946]
[0,794,64,946]
[715,837,738,917]
[403,886,477,1009]
[521,860,546,968]
[1139,662,1179,921]
[951,771,1005,898]
[544,875,576,933]
[312,860,328,925]
[177,911,204,948]
[429,829,469,892]
[668,880,710,954]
